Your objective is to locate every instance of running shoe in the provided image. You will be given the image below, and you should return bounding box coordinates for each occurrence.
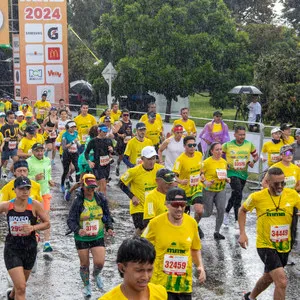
[214,232,225,240]
[82,284,92,298]
[43,242,53,252]
[61,184,65,193]
[115,166,120,176]
[2,172,7,179]
[95,274,104,289]
[64,190,71,202]
[243,292,256,300]
[223,212,229,226]
[6,288,14,300]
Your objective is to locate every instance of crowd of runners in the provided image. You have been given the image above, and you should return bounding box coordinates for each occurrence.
[0,93,299,300]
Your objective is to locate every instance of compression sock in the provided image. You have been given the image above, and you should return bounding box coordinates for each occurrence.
[80,266,90,286]
[93,265,103,277]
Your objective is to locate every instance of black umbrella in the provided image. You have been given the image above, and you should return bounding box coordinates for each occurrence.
[70,80,93,94]
[228,85,262,95]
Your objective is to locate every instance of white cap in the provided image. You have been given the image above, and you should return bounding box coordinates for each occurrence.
[15,111,24,117]
[271,127,281,134]
[141,146,157,158]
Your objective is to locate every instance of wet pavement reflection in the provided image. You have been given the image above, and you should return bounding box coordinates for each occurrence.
[1,160,300,299]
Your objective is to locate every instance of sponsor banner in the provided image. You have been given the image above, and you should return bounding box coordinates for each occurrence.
[12,34,21,100]
[18,0,68,103]
[0,1,9,46]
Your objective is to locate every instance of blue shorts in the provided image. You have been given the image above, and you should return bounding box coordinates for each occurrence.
[2,149,18,161]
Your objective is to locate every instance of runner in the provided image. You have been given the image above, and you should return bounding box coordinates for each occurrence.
[19,112,40,136]
[172,135,204,237]
[14,111,24,126]
[123,122,152,168]
[143,168,177,227]
[67,174,114,297]
[292,129,300,167]
[74,103,97,153]
[57,109,71,133]
[280,123,294,145]
[99,237,168,300]
[158,124,184,169]
[27,143,55,252]
[199,142,230,239]
[57,98,72,118]
[99,108,115,124]
[85,124,114,195]
[120,146,163,235]
[222,126,258,227]
[17,126,39,159]
[0,176,50,300]
[33,92,51,125]
[238,167,300,300]
[144,112,164,152]
[173,107,197,136]
[0,111,6,129]
[142,187,206,299]
[139,102,163,127]
[110,102,122,122]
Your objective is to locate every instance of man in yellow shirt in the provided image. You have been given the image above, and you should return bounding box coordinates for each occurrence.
[120,146,163,235]
[33,92,51,124]
[0,160,42,203]
[139,102,163,127]
[110,102,122,122]
[14,111,24,126]
[144,112,164,151]
[173,107,197,136]
[74,103,97,153]
[17,125,38,159]
[238,167,300,300]
[143,169,177,227]
[99,237,168,300]
[123,122,153,168]
[143,187,206,299]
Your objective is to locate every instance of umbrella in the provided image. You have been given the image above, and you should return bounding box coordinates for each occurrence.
[70,80,93,93]
[228,85,262,95]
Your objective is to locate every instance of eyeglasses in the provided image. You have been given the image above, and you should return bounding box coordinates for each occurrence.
[168,201,186,208]
[283,150,293,156]
[273,181,286,187]
[187,143,197,148]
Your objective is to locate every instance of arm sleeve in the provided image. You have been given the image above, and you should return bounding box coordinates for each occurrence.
[119,180,134,199]
[123,155,135,168]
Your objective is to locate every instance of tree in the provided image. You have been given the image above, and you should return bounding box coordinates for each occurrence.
[281,0,300,32]
[93,0,252,121]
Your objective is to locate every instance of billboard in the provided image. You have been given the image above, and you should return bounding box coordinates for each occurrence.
[18,0,68,103]
[0,1,9,47]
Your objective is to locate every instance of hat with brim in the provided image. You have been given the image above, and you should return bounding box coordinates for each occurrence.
[82,174,98,188]
[14,176,32,189]
[271,127,281,134]
[280,145,293,155]
[25,125,36,135]
[99,125,109,132]
[166,187,187,202]
[156,168,176,183]
[280,123,293,131]
[141,146,157,158]
[32,143,44,151]
[136,122,146,130]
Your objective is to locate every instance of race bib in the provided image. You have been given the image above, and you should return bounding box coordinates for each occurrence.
[233,159,247,170]
[270,224,289,242]
[49,131,57,139]
[163,254,188,275]
[270,153,281,163]
[8,141,17,150]
[69,143,78,153]
[294,160,300,167]
[82,134,88,142]
[83,220,99,236]
[216,169,227,180]
[100,155,110,166]
[58,125,65,132]
[136,157,143,165]
[9,220,30,236]
[39,109,45,116]
[190,174,200,186]
[285,176,296,189]
[124,136,131,144]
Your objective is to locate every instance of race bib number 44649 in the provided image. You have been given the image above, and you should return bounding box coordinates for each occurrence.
[163,254,188,275]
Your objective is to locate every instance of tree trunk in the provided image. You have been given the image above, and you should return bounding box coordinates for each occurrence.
[164,96,172,123]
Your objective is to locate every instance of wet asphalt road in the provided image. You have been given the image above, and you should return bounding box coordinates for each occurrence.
[1,158,300,300]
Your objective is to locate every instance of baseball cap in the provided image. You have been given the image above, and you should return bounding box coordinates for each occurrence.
[82,174,98,188]
[42,92,47,97]
[15,111,24,117]
[0,112,5,117]
[213,111,223,117]
[25,112,33,118]
[280,145,293,155]
[32,143,44,151]
[166,187,187,202]
[141,146,157,158]
[147,112,156,119]
[99,125,109,132]
[173,125,184,132]
[50,106,57,111]
[271,127,281,134]
[156,169,176,183]
[136,122,146,130]
[14,176,32,189]
[13,160,28,171]
[280,123,293,131]
[66,121,76,128]
[104,116,111,122]
[295,129,300,137]
[25,125,36,134]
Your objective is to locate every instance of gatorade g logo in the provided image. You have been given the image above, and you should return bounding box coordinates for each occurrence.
[48,27,58,40]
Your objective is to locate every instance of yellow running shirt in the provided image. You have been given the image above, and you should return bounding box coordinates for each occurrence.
[173,119,196,136]
[34,100,51,120]
[143,212,201,293]
[144,120,163,146]
[140,113,163,127]
[212,123,222,133]
[202,157,227,192]
[0,179,42,202]
[144,188,167,220]
[173,152,203,200]
[74,114,97,144]
[120,163,163,214]
[99,115,115,124]
[99,282,167,300]
[18,137,36,154]
[284,136,295,145]
[110,110,122,121]
[271,161,300,189]
[261,140,285,167]
[124,137,153,166]
[243,188,300,252]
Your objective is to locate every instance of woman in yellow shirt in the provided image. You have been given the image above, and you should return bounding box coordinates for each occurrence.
[200,142,230,240]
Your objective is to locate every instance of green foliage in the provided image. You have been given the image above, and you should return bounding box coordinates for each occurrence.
[281,0,300,32]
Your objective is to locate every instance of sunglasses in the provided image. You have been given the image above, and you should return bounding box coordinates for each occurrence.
[273,181,286,187]
[168,201,186,208]
[123,114,129,116]
[283,150,293,156]
[187,143,197,148]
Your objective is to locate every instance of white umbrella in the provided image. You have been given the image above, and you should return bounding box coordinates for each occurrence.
[228,85,262,95]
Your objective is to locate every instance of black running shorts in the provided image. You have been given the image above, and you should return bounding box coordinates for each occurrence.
[75,237,105,250]
[257,248,289,273]
[131,212,145,230]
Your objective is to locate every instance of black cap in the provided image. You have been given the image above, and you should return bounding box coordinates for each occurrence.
[213,110,223,117]
[14,176,31,189]
[42,92,47,97]
[156,169,176,183]
[25,125,36,134]
[32,143,44,151]
[104,116,111,122]
[166,187,187,202]
[280,123,293,131]
[13,160,28,171]
[147,111,156,119]
[136,122,146,130]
